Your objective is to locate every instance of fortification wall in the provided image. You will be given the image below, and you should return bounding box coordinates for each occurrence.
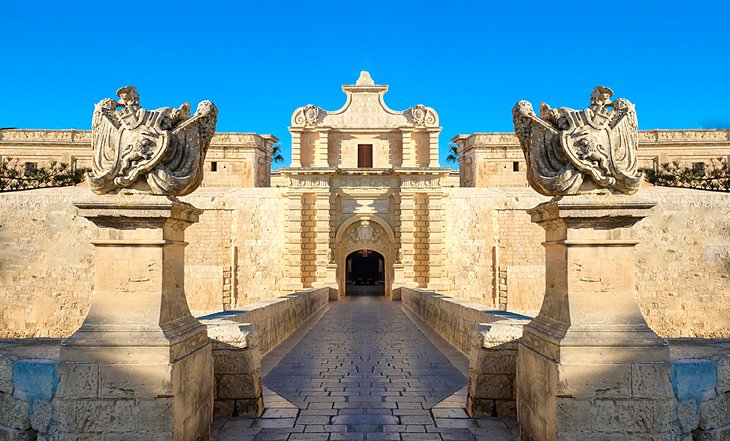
[1,185,727,339]
[441,186,730,338]
[0,187,288,338]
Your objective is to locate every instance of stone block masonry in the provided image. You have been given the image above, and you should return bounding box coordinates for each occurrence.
[52,195,214,441]
[441,187,730,338]
[400,287,531,417]
[0,186,727,340]
[199,288,329,418]
[0,187,288,338]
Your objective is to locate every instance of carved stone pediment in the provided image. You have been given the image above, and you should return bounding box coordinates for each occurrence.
[289,72,439,130]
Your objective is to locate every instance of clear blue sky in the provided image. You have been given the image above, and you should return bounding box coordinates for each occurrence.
[2,0,729,167]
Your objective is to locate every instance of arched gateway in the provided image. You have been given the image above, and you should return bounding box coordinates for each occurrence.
[335,216,395,297]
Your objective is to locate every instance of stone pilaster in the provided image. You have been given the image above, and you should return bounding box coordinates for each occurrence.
[290,130,302,168]
[401,129,415,167]
[313,191,331,284]
[428,130,440,168]
[315,129,329,167]
[426,191,445,291]
[55,195,213,441]
[285,192,304,291]
[398,192,416,284]
[517,194,673,441]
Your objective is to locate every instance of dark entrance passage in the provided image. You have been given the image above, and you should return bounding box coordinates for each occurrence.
[346,250,384,296]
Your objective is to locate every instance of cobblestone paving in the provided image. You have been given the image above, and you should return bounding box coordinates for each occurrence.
[213,296,517,441]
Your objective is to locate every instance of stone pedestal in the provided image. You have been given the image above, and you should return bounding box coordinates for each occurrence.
[517,195,674,440]
[53,195,214,441]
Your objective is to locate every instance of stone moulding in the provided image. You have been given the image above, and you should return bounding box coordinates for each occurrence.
[289,71,439,130]
[87,86,217,196]
[512,86,643,196]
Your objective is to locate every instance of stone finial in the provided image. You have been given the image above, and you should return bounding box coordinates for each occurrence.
[512,86,642,196]
[355,71,375,86]
[87,86,218,196]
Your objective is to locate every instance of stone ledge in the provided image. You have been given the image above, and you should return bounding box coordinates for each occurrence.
[198,287,330,418]
[399,287,531,417]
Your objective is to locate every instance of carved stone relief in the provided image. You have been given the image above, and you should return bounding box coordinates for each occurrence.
[88,86,217,196]
[343,220,386,250]
[512,86,642,196]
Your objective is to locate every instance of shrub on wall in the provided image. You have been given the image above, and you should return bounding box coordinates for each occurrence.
[641,158,729,192]
[0,157,88,191]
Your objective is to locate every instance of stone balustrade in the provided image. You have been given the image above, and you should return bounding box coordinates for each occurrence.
[198,287,330,417]
[399,287,531,417]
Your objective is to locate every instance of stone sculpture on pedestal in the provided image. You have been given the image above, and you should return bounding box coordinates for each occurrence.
[88,85,217,195]
[512,86,642,196]
[54,88,218,441]
[512,88,674,440]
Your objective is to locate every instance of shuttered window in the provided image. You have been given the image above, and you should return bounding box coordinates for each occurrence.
[358,144,373,168]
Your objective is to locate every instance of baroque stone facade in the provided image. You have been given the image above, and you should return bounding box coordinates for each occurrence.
[281,72,452,297]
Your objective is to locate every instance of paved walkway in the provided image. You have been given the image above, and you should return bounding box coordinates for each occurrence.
[213,296,517,441]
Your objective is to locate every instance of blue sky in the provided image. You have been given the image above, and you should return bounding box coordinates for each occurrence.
[2,1,729,167]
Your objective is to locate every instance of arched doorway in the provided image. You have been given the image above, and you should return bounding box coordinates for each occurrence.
[335,216,396,298]
[346,250,385,296]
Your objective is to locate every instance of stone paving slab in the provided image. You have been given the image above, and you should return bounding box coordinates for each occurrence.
[213,296,517,441]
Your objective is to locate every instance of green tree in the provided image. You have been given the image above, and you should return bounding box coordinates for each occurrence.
[271,144,284,164]
[0,157,88,191]
[446,142,459,164]
[641,157,730,192]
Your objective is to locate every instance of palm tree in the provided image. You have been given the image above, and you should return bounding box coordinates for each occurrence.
[446,142,459,164]
[271,144,284,164]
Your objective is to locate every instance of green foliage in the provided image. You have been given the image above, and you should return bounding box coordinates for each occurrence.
[271,144,284,164]
[446,142,459,164]
[641,157,730,192]
[0,157,89,191]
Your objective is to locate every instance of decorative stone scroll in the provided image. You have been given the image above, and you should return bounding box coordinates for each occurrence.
[88,86,217,196]
[409,104,437,127]
[512,86,642,196]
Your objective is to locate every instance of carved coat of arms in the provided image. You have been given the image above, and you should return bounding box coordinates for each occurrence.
[87,86,217,196]
[512,86,642,196]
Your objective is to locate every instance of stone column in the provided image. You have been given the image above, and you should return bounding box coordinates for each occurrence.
[55,195,214,441]
[517,195,674,441]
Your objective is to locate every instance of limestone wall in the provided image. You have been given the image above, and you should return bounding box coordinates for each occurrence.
[441,188,500,303]
[454,130,730,188]
[441,186,730,338]
[0,187,288,338]
[0,188,94,338]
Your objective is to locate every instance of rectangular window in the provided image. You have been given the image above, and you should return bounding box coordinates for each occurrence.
[358,144,373,168]
[211,161,218,172]
[513,161,520,172]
